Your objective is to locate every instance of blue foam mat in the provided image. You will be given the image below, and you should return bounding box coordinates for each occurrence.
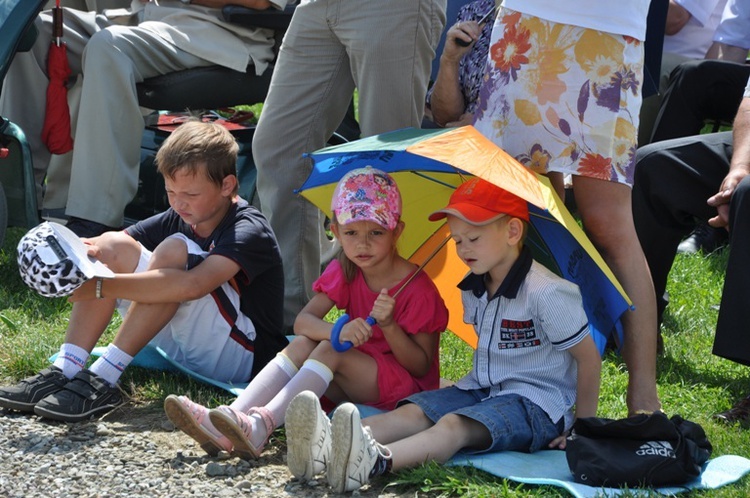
[50,344,249,396]
[49,350,750,496]
[448,450,750,498]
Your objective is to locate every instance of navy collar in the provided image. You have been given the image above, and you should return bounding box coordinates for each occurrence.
[458,245,533,300]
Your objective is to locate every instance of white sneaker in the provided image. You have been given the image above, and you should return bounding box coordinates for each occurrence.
[328,402,391,493]
[285,391,331,480]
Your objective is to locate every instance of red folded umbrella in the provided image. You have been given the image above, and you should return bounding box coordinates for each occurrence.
[41,0,74,155]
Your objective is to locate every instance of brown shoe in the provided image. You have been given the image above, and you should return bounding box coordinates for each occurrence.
[714,395,750,427]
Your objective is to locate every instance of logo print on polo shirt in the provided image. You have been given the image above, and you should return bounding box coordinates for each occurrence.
[498,319,540,349]
[636,441,676,458]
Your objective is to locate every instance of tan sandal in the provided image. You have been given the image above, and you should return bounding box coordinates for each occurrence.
[164,395,232,456]
[209,405,275,459]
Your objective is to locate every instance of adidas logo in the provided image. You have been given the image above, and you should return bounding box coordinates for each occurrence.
[636,441,676,458]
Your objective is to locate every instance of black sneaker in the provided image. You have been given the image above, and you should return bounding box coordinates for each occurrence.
[677,223,729,254]
[33,369,124,422]
[0,366,69,412]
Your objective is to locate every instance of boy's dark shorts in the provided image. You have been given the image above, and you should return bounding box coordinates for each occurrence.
[402,386,564,453]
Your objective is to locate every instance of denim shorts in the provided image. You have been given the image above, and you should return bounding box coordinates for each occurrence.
[403,387,564,453]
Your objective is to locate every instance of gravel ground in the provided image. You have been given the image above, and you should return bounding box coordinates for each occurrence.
[0,403,410,498]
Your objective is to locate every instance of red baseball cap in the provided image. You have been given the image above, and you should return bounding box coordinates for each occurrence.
[429,178,529,224]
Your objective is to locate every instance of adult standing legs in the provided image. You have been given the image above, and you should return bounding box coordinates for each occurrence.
[253,0,445,329]
[574,177,661,414]
[252,2,358,330]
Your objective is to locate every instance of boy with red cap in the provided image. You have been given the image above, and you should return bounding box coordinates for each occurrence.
[286,177,602,493]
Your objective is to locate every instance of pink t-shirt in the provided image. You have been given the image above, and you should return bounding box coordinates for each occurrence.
[313,259,449,410]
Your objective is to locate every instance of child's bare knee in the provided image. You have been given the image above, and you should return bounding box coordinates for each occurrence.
[94,232,141,272]
[149,237,189,270]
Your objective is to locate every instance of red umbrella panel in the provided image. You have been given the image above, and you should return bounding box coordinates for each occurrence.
[41,1,74,155]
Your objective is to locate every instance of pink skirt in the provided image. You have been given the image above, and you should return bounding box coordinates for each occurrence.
[472,9,644,186]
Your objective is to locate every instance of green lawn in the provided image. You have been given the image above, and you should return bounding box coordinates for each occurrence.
[1,226,748,497]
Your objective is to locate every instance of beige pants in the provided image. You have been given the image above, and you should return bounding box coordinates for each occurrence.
[252,0,446,328]
[0,8,211,226]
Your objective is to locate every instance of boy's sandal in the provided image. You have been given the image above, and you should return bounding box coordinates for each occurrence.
[209,405,275,460]
[163,395,232,456]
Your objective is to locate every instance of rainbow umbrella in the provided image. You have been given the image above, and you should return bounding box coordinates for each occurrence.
[298,126,631,355]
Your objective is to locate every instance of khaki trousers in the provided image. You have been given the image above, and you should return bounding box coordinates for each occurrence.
[0,8,211,226]
[252,0,446,328]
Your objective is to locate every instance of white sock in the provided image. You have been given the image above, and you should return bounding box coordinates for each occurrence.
[89,344,133,386]
[53,343,90,379]
[265,359,333,426]
[241,360,333,450]
[230,353,297,413]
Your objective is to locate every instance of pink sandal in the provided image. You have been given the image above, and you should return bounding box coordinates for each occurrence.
[209,405,275,460]
[163,394,232,456]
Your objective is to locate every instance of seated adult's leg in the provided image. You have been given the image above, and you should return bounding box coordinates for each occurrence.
[252,3,356,329]
[713,175,750,365]
[632,132,733,322]
[637,52,692,146]
[651,60,750,143]
[0,9,105,206]
[64,24,212,231]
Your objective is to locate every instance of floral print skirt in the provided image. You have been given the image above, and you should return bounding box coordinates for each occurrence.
[472,9,644,186]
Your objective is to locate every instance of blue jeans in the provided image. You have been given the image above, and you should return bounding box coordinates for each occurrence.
[404,387,564,453]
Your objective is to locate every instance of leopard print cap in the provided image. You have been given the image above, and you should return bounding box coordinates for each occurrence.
[17,222,88,298]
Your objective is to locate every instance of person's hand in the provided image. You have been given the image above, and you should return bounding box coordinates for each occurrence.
[445,112,474,128]
[707,169,749,229]
[81,238,102,258]
[369,289,396,328]
[548,431,570,449]
[339,317,374,347]
[443,21,482,62]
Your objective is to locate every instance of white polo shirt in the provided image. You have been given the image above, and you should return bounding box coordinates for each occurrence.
[455,246,590,430]
[713,0,750,50]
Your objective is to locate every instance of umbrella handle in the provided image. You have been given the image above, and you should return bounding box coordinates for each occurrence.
[330,314,376,352]
[53,6,64,43]
[329,236,450,353]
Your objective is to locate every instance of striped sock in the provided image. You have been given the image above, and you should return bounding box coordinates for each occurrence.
[370,452,393,477]
[90,344,133,386]
[53,343,89,379]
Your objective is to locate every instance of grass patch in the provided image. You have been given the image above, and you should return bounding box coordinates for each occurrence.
[1,226,749,496]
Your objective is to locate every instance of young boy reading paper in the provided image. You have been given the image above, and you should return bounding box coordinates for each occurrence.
[1,121,288,422]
